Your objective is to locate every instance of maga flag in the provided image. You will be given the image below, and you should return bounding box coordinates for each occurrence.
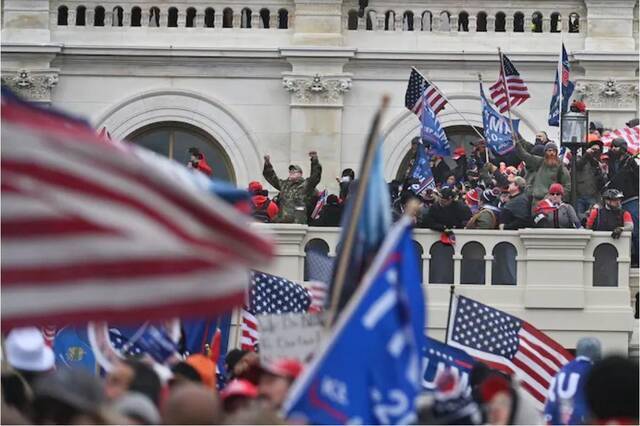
[480,82,520,156]
[548,43,575,127]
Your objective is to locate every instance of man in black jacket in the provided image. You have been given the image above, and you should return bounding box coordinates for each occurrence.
[500,177,531,230]
[422,187,472,231]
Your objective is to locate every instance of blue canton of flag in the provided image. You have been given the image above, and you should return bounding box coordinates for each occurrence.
[480,82,520,156]
[548,43,575,127]
[284,219,426,425]
[249,271,311,315]
[421,96,451,157]
[422,336,476,395]
[410,142,436,195]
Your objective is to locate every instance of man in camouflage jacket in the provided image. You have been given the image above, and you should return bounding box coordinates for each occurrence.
[262,151,322,224]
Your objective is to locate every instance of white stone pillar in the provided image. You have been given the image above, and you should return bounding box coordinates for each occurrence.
[584,0,637,50]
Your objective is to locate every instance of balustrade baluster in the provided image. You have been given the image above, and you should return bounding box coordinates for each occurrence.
[178,11,186,27]
[123,10,131,27]
[506,16,514,32]
[450,15,458,32]
[269,10,277,29]
[487,15,495,31]
[542,17,551,32]
[161,10,168,27]
[68,9,76,27]
[233,11,241,28]
[469,15,477,32]
[86,9,94,27]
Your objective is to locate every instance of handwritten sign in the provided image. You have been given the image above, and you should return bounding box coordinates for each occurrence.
[256,313,324,364]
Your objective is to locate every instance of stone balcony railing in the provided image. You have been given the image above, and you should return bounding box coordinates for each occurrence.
[253,224,635,354]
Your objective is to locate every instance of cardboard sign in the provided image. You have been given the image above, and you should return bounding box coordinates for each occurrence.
[256,313,324,364]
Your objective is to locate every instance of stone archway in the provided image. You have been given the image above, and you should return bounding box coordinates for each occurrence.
[93,89,262,187]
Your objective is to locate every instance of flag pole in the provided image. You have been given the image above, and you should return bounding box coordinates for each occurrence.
[444,284,455,344]
[558,34,564,142]
[497,48,519,144]
[478,73,490,164]
[412,67,486,142]
[325,95,390,329]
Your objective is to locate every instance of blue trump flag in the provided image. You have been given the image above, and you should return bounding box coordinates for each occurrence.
[328,139,392,314]
[548,43,575,127]
[480,82,520,156]
[422,336,475,395]
[284,218,425,425]
[421,94,451,157]
[410,141,436,195]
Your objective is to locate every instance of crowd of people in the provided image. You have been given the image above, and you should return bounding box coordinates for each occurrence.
[2,327,638,425]
[247,120,639,267]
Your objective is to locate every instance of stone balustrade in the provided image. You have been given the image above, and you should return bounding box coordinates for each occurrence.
[250,224,635,354]
[52,1,294,29]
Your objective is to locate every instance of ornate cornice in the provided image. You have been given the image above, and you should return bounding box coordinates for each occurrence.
[282,73,352,106]
[575,78,639,110]
[1,69,59,102]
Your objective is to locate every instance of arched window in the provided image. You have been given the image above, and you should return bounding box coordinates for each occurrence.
[168,7,178,27]
[76,5,86,26]
[348,9,358,30]
[127,122,236,183]
[495,12,506,32]
[366,9,376,30]
[278,9,288,29]
[569,13,579,33]
[513,12,524,32]
[532,11,543,32]
[131,7,141,27]
[593,244,618,286]
[241,8,251,28]
[476,11,487,32]
[93,6,105,26]
[148,7,160,27]
[112,6,123,26]
[413,241,424,280]
[492,243,517,285]
[260,8,270,29]
[550,12,561,32]
[384,10,395,31]
[461,242,486,284]
[57,5,68,25]
[429,242,454,284]
[403,11,414,31]
[186,8,196,27]
[223,8,234,28]
[458,11,469,32]
[304,239,331,282]
[421,11,432,31]
[439,11,451,31]
[204,8,215,28]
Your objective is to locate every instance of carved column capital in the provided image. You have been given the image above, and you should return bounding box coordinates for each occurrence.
[1,69,59,103]
[575,78,639,110]
[282,73,352,106]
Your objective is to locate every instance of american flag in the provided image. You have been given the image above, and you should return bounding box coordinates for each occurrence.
[447,295,573,410]
[490,53,530,113]
[1,89,274,328]
[405,68,447,117]
[601,126,640,155]
[240,271,312,351]
[305,250,334,313]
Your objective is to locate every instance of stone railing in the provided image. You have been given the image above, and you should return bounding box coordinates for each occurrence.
[342,4,586,33]
[51,1,294,29]
[252,224,635,353]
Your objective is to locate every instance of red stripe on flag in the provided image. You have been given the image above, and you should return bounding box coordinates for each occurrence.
[522,322,572,363]
[2,218,120,238]
[517,344,557,377]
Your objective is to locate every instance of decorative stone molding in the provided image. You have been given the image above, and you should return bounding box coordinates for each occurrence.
[282,73,352,105]
[575,78,639,110]
[1,69,59,102]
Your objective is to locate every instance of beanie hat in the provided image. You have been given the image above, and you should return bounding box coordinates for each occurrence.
[248,181,263,194]
[185,354,216,390]
[544,142,558,152]
[612,137,628,149]
[576,337,602,362]
[480,189,497,204]
[479,374,512,403]
[465,189,479,204]
[548,183,564,195]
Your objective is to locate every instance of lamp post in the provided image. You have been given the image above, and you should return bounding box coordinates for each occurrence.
[560,111,589,207]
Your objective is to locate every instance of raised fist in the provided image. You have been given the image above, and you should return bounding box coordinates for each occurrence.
[309,151,318,160]
[263,154,270,163]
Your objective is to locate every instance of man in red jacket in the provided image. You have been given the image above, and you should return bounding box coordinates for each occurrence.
[247,181,279,222]
[187,147,213,177]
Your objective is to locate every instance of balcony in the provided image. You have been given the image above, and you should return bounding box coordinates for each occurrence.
[253,224,635,354]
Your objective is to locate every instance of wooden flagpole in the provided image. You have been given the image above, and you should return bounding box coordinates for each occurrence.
[444,285,455,344]
[558,33,564,142]
[497,48,519,145]
[412,66,486,142]
[478,73,490,163]
[325,95,390,329]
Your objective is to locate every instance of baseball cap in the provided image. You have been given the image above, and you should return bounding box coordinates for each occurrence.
[5,327,55,372]
[248,181,263,193]
[289,164,302,173]
[548,183,564,195]
[220,379,258,401]
[439,187,455,199]
[452,147,466,160]
[260,358,303,380]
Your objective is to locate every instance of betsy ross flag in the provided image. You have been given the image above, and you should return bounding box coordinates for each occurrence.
[602,126,640,155]
[240,271,312,351]
[1,88,273,328]
[447,295,573,410]
[548,43,575,127]
[405,68,447,117]
[490,53,530,113]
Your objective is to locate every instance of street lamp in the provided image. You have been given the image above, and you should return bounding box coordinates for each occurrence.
[560,111,589,207]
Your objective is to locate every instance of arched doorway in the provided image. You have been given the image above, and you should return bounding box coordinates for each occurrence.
[395,125,483,179]
[127,122,236,183]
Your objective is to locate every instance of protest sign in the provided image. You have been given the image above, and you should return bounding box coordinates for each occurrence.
[257,313,324,364]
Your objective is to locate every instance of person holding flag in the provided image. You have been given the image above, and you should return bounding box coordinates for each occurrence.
[548,43,575,127]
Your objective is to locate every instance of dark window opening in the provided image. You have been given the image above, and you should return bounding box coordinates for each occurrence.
[532,12,543,33]
[260,9,270,28]
[76,6,86,26]
[168,7,178,27]
[223,8,233,28]
[477,12,487,32]
[204,8,214,28]
[458,11,469,32]
[495,12,506,32]
[278,9,288,29]
[514,12,524,32]
[57,6,68,25]
[186,8,196,27]
[94,6,105,26]
[131,7,141,26]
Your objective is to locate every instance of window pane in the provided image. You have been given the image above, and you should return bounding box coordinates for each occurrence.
[133,130,170,157]
[172,130,232,182]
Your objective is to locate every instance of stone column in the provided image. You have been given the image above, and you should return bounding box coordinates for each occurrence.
[292,0,343,45]
[2,0,52,42]
[584,0,636,50]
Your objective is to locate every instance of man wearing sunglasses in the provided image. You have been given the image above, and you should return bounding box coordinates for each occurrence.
[533,183,581,229]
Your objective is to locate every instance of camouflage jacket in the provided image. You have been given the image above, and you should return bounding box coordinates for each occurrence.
[263,158,322,224]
